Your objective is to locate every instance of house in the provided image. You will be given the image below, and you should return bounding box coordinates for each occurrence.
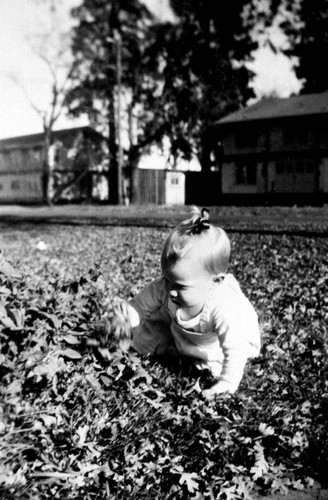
[213,91,328,205]
[137,92,328,207]
[5,92,328,206]
[0,127,188,205]
[0,126,105,203]
[0,131,45,203]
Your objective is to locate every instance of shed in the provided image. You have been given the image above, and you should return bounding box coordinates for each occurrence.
[135,169,185,205]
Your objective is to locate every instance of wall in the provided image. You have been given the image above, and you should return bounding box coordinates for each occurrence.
[219,117,322,196]
[320,159,328,193]
[221,163,263,194]
[0,173,43,202]
[0,146,44,202]
[272,158,317,193]
[136,169,166,204]
[221,124,266,156]
[185,172,221,205]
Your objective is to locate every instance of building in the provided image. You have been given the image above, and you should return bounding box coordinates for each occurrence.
[136,92,328,206]
[213,91,328,205]
[0,127,188,205]
[135,168,185,205]
[4,93,328,206]
[0,127,105,203]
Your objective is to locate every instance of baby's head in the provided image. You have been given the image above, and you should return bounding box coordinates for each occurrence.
[161,207,230,277]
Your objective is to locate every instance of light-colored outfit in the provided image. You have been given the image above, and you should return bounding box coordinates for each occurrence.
[127,274,260,393]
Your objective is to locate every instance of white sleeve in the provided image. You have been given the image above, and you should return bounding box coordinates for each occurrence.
[128,276,167,327]
[211,300,260,393]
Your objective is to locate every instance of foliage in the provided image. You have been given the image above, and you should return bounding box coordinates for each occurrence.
[68,0,155,202]
[268,0,328,93]
[69,0,154,124]
[67,0,260,193]
[0,224,327,499]
[149,0,257,169]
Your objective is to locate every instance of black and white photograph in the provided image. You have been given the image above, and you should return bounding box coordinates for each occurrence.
[0,1,327,499]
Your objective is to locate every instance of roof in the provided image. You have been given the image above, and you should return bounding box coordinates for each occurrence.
[0,126,102,150]
[216,91,328,125]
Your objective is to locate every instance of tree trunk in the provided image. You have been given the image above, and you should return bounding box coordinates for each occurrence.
[213,140,223,195]
[126,98,140,204]
[128,147,141,204]
[198,129,213,174]
[106,2,120,204]
[107,84,119,204]
[43,127,53,205]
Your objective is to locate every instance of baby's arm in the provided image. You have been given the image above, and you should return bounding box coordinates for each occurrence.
[111,276,167,343]
[203,305,259,399]
[202,348,249,398]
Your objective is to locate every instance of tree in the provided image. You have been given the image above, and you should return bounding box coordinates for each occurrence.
[2,0,78,204]
[144,0,258,174]
[68,0,260,202]
[275,0,328,93]
[68,0,155,204]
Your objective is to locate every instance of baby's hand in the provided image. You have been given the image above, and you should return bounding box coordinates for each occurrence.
[112,301,133,346]
[202,381,232,400]
[93,300,133,349]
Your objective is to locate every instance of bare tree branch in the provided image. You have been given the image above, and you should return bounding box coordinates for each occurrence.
[2,72,45,118]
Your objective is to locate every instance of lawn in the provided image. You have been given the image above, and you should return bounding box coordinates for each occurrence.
[0,222,327,499]
[1,204,328,234]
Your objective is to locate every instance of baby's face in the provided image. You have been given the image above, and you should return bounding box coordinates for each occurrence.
[163,254,213,315]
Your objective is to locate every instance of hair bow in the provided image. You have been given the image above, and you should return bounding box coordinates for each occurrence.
[190,208,210,234]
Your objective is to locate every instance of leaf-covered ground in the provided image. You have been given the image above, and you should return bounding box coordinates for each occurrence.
[0,223,327,499]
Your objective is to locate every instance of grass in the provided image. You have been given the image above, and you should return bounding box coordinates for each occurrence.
[0,222,327,499]
[1,204,328,234]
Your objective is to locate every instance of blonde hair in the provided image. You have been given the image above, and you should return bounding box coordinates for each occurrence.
[161,207,230,275]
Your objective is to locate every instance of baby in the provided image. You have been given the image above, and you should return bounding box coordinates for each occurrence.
[114,207,260,398]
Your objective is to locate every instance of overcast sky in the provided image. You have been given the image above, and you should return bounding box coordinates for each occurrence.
[0,0,302,140]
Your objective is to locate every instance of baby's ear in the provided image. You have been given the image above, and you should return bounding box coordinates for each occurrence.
[201,207,210,220]
[213,273,225,282]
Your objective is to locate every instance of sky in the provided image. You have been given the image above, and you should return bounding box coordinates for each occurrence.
[0,0,302,140]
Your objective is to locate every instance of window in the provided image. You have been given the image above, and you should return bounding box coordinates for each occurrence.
[305,161,315,173]
[276,162,284,174]
[235,162,257,185]
[283,127,309,146]
[286,162,293,173]
[11,180,20,190]
[275,159,316,174]
[0,152,11,170]
[32,147,42,163]
[171,177,179,185]
[295,161,304,173]
[235,129,257,149]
